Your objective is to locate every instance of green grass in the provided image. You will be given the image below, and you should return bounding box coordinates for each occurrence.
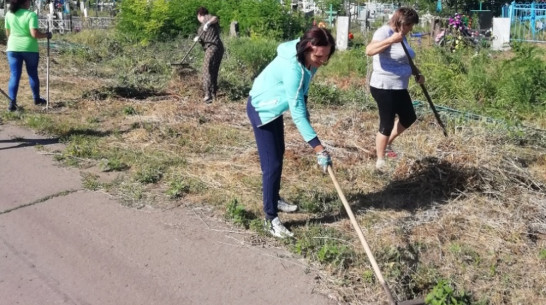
[291,224,356,270]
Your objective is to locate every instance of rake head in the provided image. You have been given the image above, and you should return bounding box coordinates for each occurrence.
[397,297,425,305]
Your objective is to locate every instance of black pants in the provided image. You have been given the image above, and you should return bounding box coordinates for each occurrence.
[370,87,417,136]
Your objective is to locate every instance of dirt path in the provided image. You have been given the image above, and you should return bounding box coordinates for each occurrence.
[0,124,337,305]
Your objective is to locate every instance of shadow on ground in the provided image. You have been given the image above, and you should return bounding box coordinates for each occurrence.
[82,86,169,101]
[353,157,478,212]
[291,157,483,227]
[0,137,60,150]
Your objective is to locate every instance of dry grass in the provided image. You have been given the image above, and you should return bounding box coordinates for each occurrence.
[1,44,545,305]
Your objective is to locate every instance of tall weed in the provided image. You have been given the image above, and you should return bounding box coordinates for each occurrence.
[320,47,368,78]
[414,44,545,125]
[495,43,546,114]
[0,18,6,44]
[223,36,278,80]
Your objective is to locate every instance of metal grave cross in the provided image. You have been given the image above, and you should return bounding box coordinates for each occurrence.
[326,4,337,27]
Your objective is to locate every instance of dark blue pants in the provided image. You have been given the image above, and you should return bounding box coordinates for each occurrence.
[247,97,283,220]
[7,51,41,104]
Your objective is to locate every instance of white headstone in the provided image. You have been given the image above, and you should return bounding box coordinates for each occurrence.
[336,16,350,51]
[492,18,511,51]
[230,21,239,37]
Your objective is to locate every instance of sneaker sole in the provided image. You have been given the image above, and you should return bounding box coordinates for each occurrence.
[278,206,298,213]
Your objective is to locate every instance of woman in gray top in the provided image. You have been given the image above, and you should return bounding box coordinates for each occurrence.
[365,7,425,170]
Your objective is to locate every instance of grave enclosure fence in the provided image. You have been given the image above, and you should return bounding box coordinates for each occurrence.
[38,16,115,34]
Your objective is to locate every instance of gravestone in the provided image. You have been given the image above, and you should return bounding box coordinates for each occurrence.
[359,9,369,33]
[230,21,239,37]
[492,18,510,51]
[336,16,350,51]
[471,10,493,30]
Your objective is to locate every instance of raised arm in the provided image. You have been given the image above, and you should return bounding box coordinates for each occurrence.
[206,16,218,25]
[365,31,403,56]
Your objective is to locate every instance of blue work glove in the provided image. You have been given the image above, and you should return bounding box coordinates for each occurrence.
[46,32,52,39]
[316,150,332,173]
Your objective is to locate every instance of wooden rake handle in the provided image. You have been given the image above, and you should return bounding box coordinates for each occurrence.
[171,31,205,66]
[400,42,448,137]
[327,166,397,305]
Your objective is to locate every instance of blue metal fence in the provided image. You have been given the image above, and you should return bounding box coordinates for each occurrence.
[502,1,546,43]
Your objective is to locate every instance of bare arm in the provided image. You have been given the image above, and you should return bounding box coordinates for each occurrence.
[5,29,9,38]
[313,144,325,153]
[30,28,50,39]
[365,31,403,56]
[206,16,218,25]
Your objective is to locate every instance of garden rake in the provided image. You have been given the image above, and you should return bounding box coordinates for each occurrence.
[400,42,448,137]
[327,165,425,305]
[0,88,12,103]
[170,31,204,67]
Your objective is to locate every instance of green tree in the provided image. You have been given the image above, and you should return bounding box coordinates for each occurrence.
[117,0,308,43]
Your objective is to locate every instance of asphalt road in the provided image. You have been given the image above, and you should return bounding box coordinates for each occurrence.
[0,124,336,305]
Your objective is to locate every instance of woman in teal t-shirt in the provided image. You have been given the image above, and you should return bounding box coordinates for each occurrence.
[4,0,52,111]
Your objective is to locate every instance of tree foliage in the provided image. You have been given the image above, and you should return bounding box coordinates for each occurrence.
[413,0,505,16]
[116,0,309,43]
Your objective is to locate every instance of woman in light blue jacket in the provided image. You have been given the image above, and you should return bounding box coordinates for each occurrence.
[247,26,335,238]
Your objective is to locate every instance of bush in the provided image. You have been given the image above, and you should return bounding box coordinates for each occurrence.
[116,0,309,43]
[229,0,307,40]
[494,43,546,114]
[415,44,546,124]
[224,36,277,79]
[116,0,181,43]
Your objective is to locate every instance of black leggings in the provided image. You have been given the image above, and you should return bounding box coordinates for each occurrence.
[370,87,417,136]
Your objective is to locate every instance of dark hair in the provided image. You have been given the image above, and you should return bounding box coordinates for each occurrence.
[296,26,336,66]
[389,7,419,32]
[196,6,208,16]
[8,0,26,13]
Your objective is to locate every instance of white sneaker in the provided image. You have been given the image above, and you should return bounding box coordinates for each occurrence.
[375,158,386,171]
[265,217,294,238]
[277,198,298,213]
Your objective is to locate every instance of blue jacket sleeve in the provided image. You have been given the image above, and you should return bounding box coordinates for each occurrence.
[282,65,319,144]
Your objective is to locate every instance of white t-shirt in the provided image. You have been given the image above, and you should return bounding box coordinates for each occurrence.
[369,25,415,90]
